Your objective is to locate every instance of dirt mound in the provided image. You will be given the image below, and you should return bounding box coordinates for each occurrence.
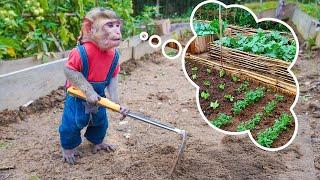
[171,135,288,179]
[120,52,162,75]
[0,87,65,126]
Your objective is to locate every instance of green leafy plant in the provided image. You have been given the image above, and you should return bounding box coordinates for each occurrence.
[210,100,220,109]
[237,113,263,132]
[193,19,228,36]
[275,94,284,102]
[231,75,239,82]
[134,5,160,35]
[264,94,285,116]
[201,91,210,100]
[206,68,212,74]
[218,83,226,91]
[211,113,233,128]
[224,94,235,102]
[264,100,277,116]
[219,68,226,77]
[192,74,197,80]
[192,67,198,73]
[204,80,211,87]
[236,81,250,93]
[232,87,265,115]
[0,0,138,60]
[217,30,296,62]
[257,113,293,147]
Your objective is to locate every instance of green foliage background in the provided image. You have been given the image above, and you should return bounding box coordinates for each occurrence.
[0,0,153,60]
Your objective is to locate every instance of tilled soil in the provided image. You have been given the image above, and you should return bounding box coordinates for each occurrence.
[185,59,295,148]
[0,53,317,179]
[293,49,320,179]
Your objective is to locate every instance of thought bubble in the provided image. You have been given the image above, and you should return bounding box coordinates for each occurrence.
[140,32,184,59]
[181,0,299,151]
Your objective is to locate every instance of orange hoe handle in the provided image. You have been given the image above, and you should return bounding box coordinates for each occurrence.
[67,86,121,112]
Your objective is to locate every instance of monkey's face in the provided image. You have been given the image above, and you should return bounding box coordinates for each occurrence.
[91,18,122,51]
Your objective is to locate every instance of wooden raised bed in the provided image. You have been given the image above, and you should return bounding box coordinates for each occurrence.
[187,35,217,54]
[208,43,295,87]
[186,53,296,96]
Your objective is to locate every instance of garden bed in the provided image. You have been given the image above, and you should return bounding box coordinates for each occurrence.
[208,43,295,87]
[185,58,295,148]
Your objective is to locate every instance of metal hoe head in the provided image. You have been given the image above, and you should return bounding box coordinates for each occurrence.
[126,111,187,175]
[170,129,187,175]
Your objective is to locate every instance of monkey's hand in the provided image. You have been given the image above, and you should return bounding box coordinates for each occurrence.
[105,76,128,120]
[64,66,100,113]
[120,105,129,120]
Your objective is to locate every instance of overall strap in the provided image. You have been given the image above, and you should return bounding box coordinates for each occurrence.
[105,49,119,85]
[76,45,89,79]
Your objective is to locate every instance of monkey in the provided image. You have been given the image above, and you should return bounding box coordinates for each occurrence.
[275,0,285,19]
[59,7,128,164]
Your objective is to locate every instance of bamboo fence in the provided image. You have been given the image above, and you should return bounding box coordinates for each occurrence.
[186,53,296,96]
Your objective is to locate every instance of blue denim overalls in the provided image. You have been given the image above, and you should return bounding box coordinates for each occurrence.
[59,45,119,149]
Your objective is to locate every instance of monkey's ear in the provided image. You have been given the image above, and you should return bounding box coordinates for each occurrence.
[82,18,93,33]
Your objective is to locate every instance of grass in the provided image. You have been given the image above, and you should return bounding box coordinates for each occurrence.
[299,3,320,19]
[244,1,279,13]
[244,0,320,19]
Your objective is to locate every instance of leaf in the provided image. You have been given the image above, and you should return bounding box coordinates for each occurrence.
[219,69,225,77]
[26,43,36,51]
[210,100,220,109]
[211,113,233,128]
[42,41,48,52]
[6,47,16,57]
[201,91,210,100]
[39,0,48,11]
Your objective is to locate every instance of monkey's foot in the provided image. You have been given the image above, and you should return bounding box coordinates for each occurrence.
[92,143,116,154]
[62,148,81,164]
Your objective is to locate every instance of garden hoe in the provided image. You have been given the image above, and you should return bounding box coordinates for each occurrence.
[67,86,187,174]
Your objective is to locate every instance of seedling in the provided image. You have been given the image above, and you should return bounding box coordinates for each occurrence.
[224,94,235,102]
[231,75,239,82]
[218,83,226,91]
[264,100,277,116]
[192,74,197,80]
[237,113,263,132]
[275,94,284,102]
[201,91,210,100]
[192,67,198,74]
[219,69,226,77]
[204,80,211,87]
[206,68,212,74]
[211,113,233,128]
[236,81,249,93]
[210,100,220,109]
[257,113,293,147]
[233,87,265,115]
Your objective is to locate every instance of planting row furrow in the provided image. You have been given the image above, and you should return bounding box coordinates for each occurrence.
[257,113,294,147]
[232,87,266,115]
[236,94,285,132]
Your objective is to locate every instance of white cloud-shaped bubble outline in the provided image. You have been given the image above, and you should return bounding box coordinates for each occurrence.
[181,0,300,151]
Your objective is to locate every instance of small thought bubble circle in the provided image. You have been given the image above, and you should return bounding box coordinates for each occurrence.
[148,35,162,48]
[140,32,149,41]
[162,39,182,59]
